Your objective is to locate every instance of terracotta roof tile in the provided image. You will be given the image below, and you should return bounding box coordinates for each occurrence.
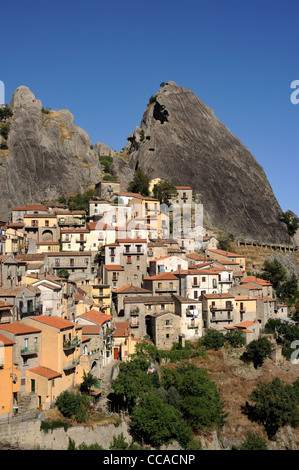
[0,323,41,335]
[28,366,62,379]
[32,315,74,330]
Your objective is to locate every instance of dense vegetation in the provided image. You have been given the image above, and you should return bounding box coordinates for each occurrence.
[109,342,224,449]
[58,188,95,212]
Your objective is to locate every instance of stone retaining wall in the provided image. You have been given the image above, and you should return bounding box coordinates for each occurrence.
[0,417,131,450]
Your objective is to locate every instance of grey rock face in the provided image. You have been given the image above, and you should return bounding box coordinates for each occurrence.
[125,81,291,244]
[0,86,103,219]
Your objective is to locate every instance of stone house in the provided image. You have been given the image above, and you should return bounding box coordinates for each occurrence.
[0,300,14,324]
[0,254,21,288]
[0,323,41,393]
[142,272,180,296]
[150,311,181,350]
[0,285,42,322]
[112,284,152,317]
[104,238,148,287]
[46,251,93,277]
[123,295,175,339]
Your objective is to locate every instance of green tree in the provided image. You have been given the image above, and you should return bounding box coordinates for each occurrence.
[99,155,113,173]
[57,268,70,279]
[80,371,98,395]
[280,210,299,237]
[152,179,177,206]
[201,328,225,350]
[111,358,154,410]
[130,391,192,448]
[0,105,13,121]
[127,169,150,196]
[259,259,287,292]
[224,329,246,348]
[242,378,299,438]
[241,337,273,368]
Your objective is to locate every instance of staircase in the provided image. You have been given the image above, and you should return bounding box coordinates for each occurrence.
[99,360,120,392]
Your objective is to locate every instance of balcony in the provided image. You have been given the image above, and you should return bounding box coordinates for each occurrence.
[155,287,177,293]
[211,317,234,323]
[63,358,78,370]
[63,337,80,350]
[210,306,233,312]
[130,320,139,328]
[21,345,39,356]
[76,238,86,243]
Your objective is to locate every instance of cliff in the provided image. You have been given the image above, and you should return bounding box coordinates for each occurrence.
[0,86,110,219]
[122,81,291,244]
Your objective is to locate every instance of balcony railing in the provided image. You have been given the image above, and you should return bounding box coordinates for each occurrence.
[211,316,234,323]
[63,358,78,370]
[63,337,80,350]
[21,345,39,356]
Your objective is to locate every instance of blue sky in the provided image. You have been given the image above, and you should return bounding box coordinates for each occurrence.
[1,0,298,215]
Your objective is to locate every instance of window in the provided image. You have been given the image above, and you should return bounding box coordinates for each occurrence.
[127,255,131,264]
[193,277,198,286]
[166,334,169,339]
[45,220,49,227]
[158,282,162,290]
[194,291,198,299]
[226,301,232,309]
[70,258,74,266]
[55,258,60,267]
[161,304,165,310]
[166,319,170,325]
[202,277,206,282]
[169,282,173,289]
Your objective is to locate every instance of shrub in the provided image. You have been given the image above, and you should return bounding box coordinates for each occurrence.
[238,432,268,450]
[0,122,11,140]
[241,336,273,368]
[40,419,70,433]
[55,391,90,423]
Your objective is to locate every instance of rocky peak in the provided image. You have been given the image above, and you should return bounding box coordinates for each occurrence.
[123,81,291,244]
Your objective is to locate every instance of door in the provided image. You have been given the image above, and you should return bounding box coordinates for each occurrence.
[31,379,35,393]
[113,348,119,360]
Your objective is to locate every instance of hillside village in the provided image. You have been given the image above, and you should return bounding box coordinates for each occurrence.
[0,179,293,422]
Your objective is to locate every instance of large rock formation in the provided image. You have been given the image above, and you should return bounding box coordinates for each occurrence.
[0,86,110,219]
[123,81,291,244]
